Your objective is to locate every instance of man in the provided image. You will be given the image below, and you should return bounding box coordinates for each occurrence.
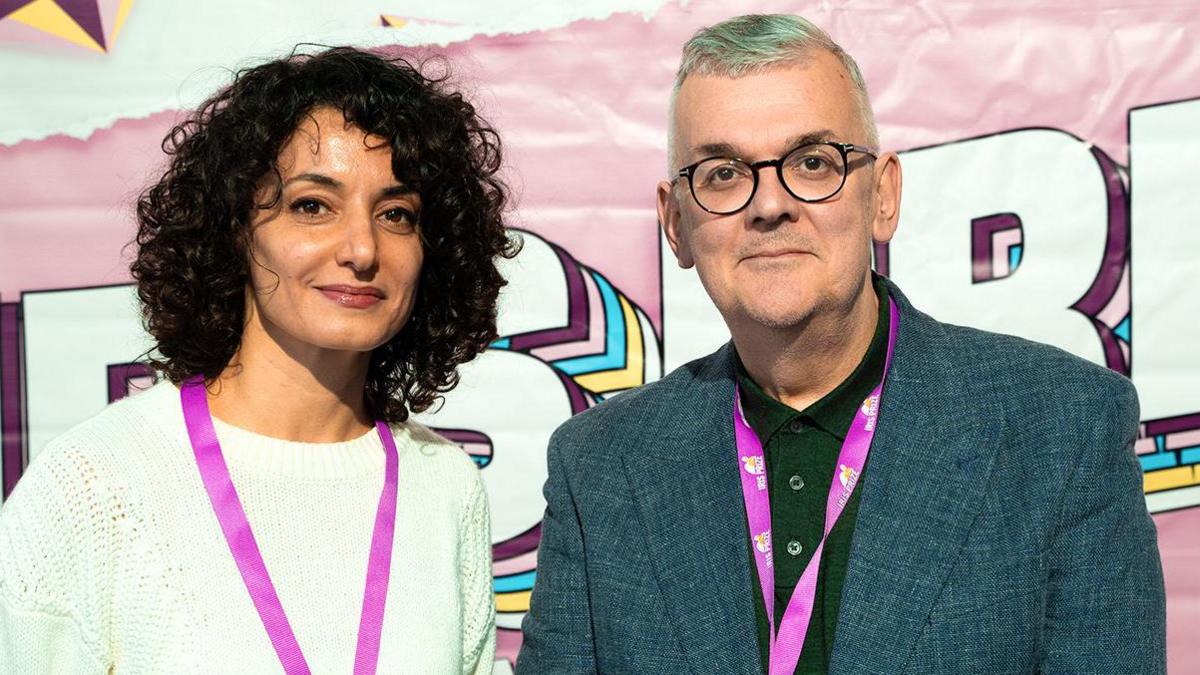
[518,13,1165,675]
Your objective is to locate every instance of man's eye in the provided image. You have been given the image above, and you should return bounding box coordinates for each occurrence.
[712,166,738,182]
[800,156,829,172]
[700,162,748,187]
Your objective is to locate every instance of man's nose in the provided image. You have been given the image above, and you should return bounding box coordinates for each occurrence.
[744,163,802,229]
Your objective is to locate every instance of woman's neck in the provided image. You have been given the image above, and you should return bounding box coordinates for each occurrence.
[205,312,375,443]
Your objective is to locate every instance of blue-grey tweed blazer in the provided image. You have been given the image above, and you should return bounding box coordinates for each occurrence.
[517,281,1166,675]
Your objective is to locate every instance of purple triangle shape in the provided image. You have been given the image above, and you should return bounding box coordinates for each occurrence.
[0,0,35,21]
[54,0,106,50]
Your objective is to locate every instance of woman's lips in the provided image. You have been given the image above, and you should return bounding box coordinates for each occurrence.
[316,285,384,309]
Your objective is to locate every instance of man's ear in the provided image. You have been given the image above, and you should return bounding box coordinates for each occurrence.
[870,151,902,244]
[658,180,694,268]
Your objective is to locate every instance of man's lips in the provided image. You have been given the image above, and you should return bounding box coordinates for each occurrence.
[741,249,812,261]
[316,285,385,308]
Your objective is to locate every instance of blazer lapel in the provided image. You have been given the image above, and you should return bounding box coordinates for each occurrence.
[829,286,1003,675]
[621,345,762,675]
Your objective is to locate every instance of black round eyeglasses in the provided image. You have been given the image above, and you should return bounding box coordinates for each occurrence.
[675,141,878,215]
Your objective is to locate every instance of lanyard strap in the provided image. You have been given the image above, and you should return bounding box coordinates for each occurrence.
[181,377,399,675]
[734,298,898,675]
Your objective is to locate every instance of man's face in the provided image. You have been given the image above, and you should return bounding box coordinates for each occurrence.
[658,50,900,333]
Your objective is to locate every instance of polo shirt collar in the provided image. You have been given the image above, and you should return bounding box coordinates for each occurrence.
[735,275,891,443]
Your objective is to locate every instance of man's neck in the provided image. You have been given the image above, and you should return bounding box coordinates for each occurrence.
[206,311,375,443]
[734,279,880,412]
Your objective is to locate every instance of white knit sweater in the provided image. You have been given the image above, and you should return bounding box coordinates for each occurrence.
[0,381,495,674]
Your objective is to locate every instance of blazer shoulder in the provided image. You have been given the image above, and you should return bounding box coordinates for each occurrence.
[939,321,1137,418]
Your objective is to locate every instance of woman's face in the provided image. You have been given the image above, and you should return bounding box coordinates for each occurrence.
[245,107,424,358]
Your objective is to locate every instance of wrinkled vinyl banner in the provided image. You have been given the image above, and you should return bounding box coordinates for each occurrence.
[1,0,1198,671]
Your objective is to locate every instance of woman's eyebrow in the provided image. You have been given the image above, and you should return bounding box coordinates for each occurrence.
[284,172,342,189]
[379,184,416,198]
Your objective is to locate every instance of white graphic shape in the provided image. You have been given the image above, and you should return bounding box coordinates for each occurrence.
[891,129,1109,365]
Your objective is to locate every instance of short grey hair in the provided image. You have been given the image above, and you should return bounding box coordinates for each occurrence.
[667,14,879,174]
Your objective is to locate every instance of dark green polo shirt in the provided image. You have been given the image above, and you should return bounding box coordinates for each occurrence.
[737,276,890,674]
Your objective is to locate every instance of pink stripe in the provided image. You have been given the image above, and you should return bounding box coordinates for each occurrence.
[990,228,1023,277]
[1166,428,1200,451]
[530,267,606,361]
[1135,437,1159,456]
[494,548,538,576]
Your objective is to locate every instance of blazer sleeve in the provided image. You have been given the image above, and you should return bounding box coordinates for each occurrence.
[1040,376,1166,674]
[516,426,597,674]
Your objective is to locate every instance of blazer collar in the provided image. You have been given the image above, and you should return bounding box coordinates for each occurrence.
[621,343,762,674]
[829,281,1002,674]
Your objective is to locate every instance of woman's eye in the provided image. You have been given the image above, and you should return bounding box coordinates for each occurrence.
[380,207,418,230]
[290,198,327,216]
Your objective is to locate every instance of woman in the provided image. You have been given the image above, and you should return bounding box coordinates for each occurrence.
[0,47,517,673]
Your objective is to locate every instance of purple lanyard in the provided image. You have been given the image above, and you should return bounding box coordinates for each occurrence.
[180,376,399,675]
[734,299,898,675]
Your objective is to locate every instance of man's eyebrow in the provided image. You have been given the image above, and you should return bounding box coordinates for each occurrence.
[691,142,739,160]
[688,130,839,164]
[783,130,837,149]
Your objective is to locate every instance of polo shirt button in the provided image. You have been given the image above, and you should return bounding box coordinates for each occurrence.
[789,475,804,491]
[787,540,803,556]
[787,420,805,434]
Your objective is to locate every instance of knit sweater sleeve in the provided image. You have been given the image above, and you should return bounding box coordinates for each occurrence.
[0,440,115,673]
[459,468,495,675]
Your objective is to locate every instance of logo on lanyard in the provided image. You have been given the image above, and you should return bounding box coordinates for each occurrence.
[838,464,859,490]
[742,454,765,475]
[836,464,861,509]
[743,455,768,490]
[754,530,773,556]
[861,394,880,431]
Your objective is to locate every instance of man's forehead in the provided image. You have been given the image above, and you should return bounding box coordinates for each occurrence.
[671,54,862,160]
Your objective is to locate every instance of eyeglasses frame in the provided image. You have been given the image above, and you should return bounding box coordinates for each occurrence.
[675,141,879,215]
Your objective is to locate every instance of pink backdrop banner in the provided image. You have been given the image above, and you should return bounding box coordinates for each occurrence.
[1,1,1198,672]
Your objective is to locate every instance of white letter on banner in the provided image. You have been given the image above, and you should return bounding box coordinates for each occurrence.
[415,228,582,539]
[1130,99,1200,420]
[413,349,570,543]
[22,285,154,463]
[493,230,570,339]
[889,129,1108,365]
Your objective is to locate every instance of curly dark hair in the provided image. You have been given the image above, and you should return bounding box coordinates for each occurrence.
[132,46,519,423]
